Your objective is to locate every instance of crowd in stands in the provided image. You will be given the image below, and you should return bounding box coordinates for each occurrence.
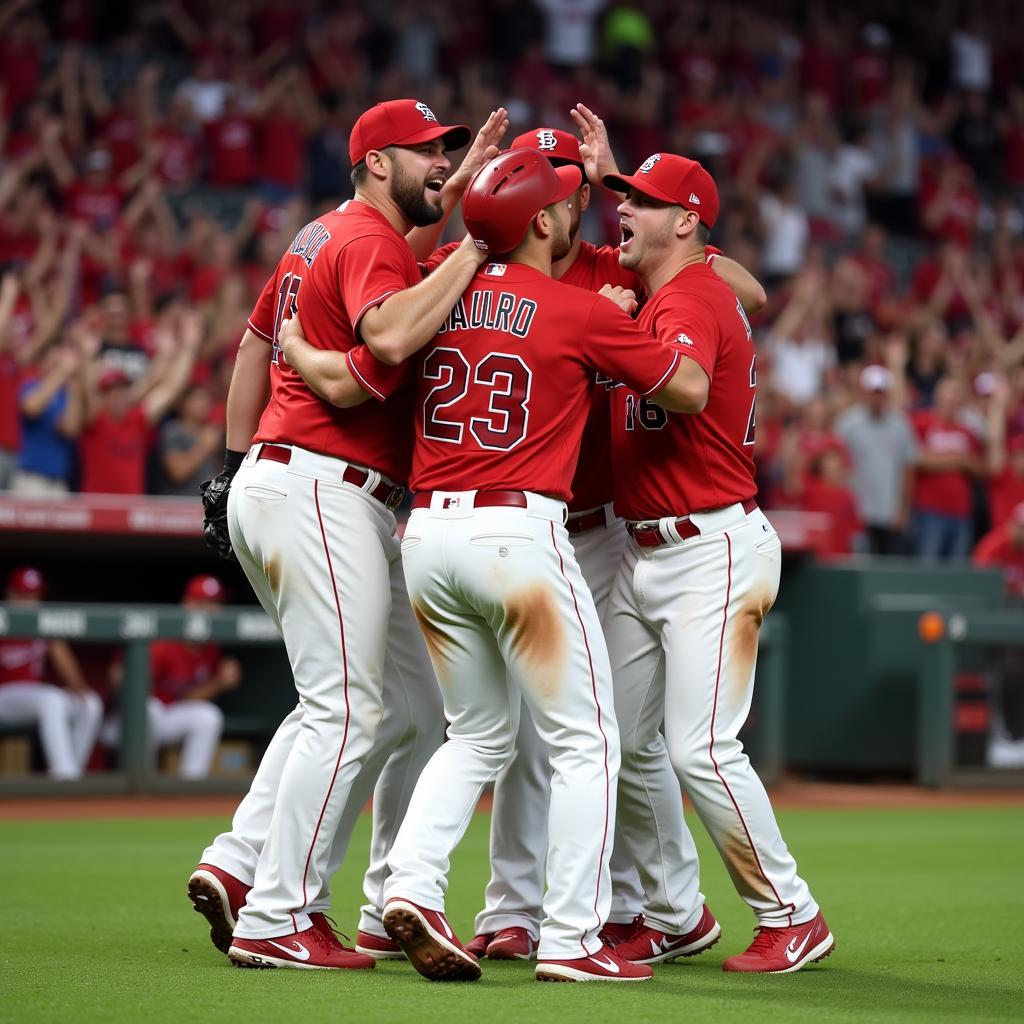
[2,0,1024,574]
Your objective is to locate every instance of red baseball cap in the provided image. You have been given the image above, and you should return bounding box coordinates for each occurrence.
[509,128,584,168]
[183,574,225,603]
[349,99,471,167]
[98,367,131,391]
[604,153,720,229]
[8,566,45,597]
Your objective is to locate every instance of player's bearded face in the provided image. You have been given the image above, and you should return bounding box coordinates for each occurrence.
[389,150,447,227]
[617,193,677,272]
[547,202,572,261]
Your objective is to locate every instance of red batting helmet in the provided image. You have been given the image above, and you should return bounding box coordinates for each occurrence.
[462,149,582,254]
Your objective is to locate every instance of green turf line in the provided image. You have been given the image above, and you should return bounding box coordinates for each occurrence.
[2,807,1022,1023]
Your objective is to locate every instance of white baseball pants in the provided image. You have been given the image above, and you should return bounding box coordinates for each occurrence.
[0,683,102,778]
[205,444,442,939]
[102,698,224,778]
[384,492,620,960]
[473,508,645,939]
[606,502,818,931]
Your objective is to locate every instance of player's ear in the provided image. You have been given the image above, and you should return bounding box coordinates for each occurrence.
[364,149,391,182]
[534,208,551,240]
[675,207,699,241]
[578,182,591,212]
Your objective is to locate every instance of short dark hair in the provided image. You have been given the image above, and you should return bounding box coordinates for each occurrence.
[695,222,710,246]
[350,145,397,190]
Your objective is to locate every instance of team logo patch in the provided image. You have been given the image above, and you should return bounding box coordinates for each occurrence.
[536,129,558,151]
[415,102,438,123]
[485,263,508,276]
[689,192,701,205]
[639,153,661,174]
[676,333,695,346]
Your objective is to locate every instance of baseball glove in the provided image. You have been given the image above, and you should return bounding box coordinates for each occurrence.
[200,471,236,561]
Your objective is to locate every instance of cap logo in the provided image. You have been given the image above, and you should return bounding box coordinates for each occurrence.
[415,102,438,123]
[639,153,661,174]
[536,130,558,151]
[689,192,701,205]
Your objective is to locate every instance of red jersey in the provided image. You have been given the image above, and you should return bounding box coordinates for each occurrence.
[911,410,979,518]
[0,352,20,452]
[989,467,1024,528]
[249,200,419,481]
[611,263,758,521]
[150,640,223,705]
[63,181,123,229]
[0,638,46,685]
[800,477,862,557]
[559,243,637,512]
[398,262,676,501]
[79,406,151,494]
[973,526,1024,598]
[205,115,257,187]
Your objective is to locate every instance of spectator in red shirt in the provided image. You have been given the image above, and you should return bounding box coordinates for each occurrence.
[103,575,241,778]
[78,312,202,494]
[154,94,202,191]
[919,156,981,251]
[973,501,1024,599]
[800,448,864,557]
[912,377,984,559]
[985,382,1024,527]
[0,567,102,779]
[204,89,257,188]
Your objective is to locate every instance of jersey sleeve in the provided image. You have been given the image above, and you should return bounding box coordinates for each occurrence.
[337,232,417,333]
[346,344,411,402]
[649,290,720,380]
[420,241,460,276]
[580,295,680,397]
[247,272,278,344]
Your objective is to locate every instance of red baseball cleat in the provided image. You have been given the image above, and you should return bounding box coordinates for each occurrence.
[229,924,376,970]
[722,911,834,974]
[536,944,653,983]
[187,863,251,954]
[612,904,721,965]
[599,914,645,947]
[355,929,407,960]
[383,899,481,981]
[486,927,539,960]
[465,933,493,959]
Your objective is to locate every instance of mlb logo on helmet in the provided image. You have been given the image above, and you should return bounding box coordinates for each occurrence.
[639,153,662,174]
[536,130,558,151]
[416,102,438,123]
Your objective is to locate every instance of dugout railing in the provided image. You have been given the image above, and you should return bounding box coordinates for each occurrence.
[914,605,1024,788]
[0,602,789,796]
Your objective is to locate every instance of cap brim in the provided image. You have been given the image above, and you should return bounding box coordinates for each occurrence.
[551,164,583,203]
[395,123,472,152]
[602,172,678,205]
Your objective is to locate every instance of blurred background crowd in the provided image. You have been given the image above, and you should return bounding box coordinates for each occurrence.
[2,0,1024,575]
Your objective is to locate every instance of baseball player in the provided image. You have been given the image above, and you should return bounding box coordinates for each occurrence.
[460,128,768,961]
[185,99,504,971]
[103,575,239,778]
[0,567,102,779]
[309,148,734,984]
[589,148,833,973]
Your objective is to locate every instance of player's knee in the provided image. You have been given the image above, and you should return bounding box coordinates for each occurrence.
[78,691,103,725]
[193,701,225,735]
[35,685,68,718]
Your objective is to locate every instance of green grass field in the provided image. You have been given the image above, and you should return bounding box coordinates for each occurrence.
[2,805,1022,1023]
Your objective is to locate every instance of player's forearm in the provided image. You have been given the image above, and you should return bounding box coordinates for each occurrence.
[48,639,88,692]
[285,333,370,409]
[225,329,272,452]
[360,238,485,364]
[711,255,767,314]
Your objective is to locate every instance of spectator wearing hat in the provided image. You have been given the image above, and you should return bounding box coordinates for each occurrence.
[834,365,919,555]
[103,574,240,779]
[910,376,983,559]
[0,567,102,779]
[78,311,203,494]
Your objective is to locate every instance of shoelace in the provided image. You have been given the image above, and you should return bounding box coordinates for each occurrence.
[316,913,354,949]
[612,914,648,947]
[744,926,788,959]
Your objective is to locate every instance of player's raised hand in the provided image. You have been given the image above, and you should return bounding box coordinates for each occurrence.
[446,107,510,194]
[570,103,620,187]
[598,283,638,315]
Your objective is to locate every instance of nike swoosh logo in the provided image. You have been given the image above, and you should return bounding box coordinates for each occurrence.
[267,940,311,961]
[591,955,620,973]
[650,939,662,957]
[435,914,454,940]
[785,934,811,963]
